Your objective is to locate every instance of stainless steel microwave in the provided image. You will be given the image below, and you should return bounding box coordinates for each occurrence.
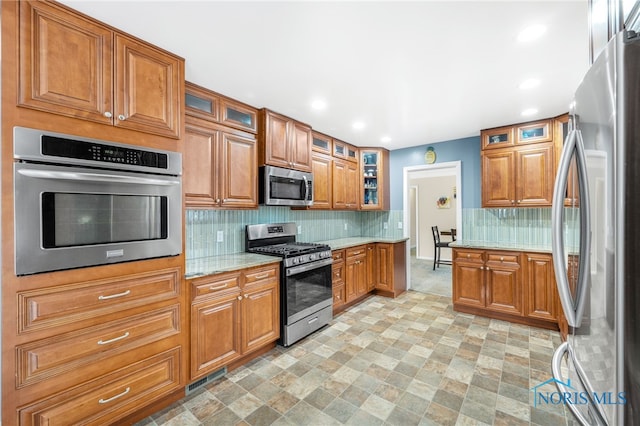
[259,165,313,207]
[13,127,182,275]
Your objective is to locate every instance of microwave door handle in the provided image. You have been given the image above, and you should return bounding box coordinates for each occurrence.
[17,169,180,186]
[302,175,308,200]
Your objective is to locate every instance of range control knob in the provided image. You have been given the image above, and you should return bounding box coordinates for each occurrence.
[309,254,316,261]
[293,258,299,265]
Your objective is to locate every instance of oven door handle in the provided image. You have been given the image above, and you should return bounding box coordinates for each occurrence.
[17,169,180,186]
[286,257,333,275]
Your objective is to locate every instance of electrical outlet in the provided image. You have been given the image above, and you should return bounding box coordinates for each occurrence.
[297,225,302,235]
[344,223,348,231]
[383,222,389,230]
[397,222,403,229]
[217,230,224,242]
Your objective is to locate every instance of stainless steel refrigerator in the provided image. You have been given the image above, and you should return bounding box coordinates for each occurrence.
[551,29,640,425]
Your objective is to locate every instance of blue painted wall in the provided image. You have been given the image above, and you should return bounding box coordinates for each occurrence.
[389,136,481,210]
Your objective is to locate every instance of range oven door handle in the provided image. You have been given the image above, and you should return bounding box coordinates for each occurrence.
[286,257,333,275]
[17,168,180,186]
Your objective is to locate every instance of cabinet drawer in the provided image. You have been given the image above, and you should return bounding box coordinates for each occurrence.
[191,273,240,302]
[17,305,180,389]
[332,263,344,283]
[346,246,366,258]
[332,250,345,262]
[244,265,279,286]
[486,253,521,266]
[453,250,484,263]
[18,347,181,426]
[17,268,180,334]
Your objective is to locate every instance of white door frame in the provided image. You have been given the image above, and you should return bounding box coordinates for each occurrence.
[403,161,462,290]
[409,185,418,250]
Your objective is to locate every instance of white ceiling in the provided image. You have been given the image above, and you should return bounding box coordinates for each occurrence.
[61,0,590,150]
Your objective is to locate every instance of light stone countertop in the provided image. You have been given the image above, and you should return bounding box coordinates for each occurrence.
[449,240,553,253]
[184,237,409,278]
[185,253,281,279]
[316,237,409,250]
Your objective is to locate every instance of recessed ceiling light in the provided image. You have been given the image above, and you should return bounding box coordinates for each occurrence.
[519,78,540,90]
[522,108,538,116]
[517,25,546,42]
[352,121,365,130]
[311,99,327,110]
[381,136,392,143]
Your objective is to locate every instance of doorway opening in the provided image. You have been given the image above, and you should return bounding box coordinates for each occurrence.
[403,161,462,295]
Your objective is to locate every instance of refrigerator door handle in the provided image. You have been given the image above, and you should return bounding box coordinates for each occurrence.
[552,129,579,326]
[552,342,609,425]
[573,130,592,326]
[551,128,591,329]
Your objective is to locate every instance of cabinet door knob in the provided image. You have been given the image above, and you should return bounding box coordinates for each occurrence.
[517,200,522,203]
[467,254,470,258]
[500,257,504,262]
[237,296,242,300]
[244,294,248,298]
[117,114,126,121]
[480,266,484,270]
[511,200,515,204]
[486,267,490,271]
[528,257,532,262]
[103,111,113,118]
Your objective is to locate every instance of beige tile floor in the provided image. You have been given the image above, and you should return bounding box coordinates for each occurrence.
[135,291,569,426]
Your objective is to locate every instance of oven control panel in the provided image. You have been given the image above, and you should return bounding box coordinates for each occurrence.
[42,136,168,169]
[284,250,332,268]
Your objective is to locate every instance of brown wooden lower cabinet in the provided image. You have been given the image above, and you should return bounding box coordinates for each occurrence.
[11,266,185,426]
[189,263,280,381]
[453,248,564,331]
[18,347,182,425]
[332,250,346,313]
[375,242,407,298]
[333,241,407,313]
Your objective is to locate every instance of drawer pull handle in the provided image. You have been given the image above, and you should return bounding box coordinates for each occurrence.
[254,273,270,279]
[99,387,130,404]
[308,317,318,324]
[500,257,504,262]
[98,290,131,300]
[467,254,471,258]
[98,332,130,345]
[352,251,362,255]
[209,283,229,291]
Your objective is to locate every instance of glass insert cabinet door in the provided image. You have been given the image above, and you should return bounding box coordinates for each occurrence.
[361,150,380,209]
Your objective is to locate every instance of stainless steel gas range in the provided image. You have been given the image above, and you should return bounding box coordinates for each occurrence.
[246,223,333,346]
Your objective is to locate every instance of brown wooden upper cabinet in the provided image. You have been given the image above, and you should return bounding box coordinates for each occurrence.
[18,1,183,139]
[258,109,313,172]
[481,118,559,207]
[184,83,258,209]
[185,82,257,134]
[360,148,390,210]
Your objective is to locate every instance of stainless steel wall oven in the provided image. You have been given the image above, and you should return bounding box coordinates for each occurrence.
[13,127,182,275]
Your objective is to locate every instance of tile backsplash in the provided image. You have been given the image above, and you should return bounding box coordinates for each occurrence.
[185,207,405,259]
[461,208,552,246]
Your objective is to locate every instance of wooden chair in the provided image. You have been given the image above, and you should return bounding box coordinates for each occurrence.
[431,226,452,270]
